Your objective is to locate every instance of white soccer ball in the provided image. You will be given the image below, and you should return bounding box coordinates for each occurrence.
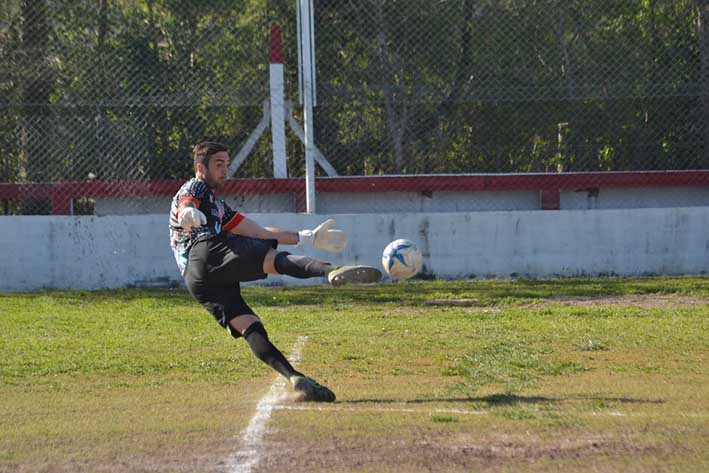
[382,239,422,280]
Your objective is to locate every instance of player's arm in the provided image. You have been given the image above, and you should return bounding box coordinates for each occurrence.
[226,215,348,253]
[227,215,299,245]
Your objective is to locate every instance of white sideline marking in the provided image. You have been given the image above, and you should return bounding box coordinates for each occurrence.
[225,336,308,473]
[273,405,486,415]
[273,405,709,419]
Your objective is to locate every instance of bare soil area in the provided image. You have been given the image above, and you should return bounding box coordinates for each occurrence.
[254,430,667,473]
[536,294,708,308]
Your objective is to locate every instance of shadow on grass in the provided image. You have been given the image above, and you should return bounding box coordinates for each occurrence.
[244,276,709,307]
[0,288,193,303]
[6,276,708,307]
[343,394,553,405]
[341,393,665,406]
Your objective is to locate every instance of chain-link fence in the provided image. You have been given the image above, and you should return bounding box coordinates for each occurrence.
[1,0,272,215]
[2,0,708,215]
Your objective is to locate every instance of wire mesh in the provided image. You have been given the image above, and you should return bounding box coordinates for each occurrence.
[1,0,708,215]
[1,0,271,214]
[311,0,706,173]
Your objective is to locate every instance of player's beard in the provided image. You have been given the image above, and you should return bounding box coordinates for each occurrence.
[205,173,226,190]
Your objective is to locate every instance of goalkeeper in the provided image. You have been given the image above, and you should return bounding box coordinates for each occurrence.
[169,141,381,402]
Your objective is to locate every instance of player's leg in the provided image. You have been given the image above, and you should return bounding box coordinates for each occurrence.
[229,315,301,380]
[263,248,332,277]
[264,248,382,286]
[217,233,380,285]
[230,316,336,402]
[184,238,332,401]
[184,240,301,381]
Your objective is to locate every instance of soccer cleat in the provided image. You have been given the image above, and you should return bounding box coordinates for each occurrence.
[327,265,382,287]
[290,375,336,402]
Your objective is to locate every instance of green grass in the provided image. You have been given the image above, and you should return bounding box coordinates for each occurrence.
[1,276,708,472]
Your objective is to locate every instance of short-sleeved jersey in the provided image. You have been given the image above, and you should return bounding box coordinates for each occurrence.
[169,178,245,275]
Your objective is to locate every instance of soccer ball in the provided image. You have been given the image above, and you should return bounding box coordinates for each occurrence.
[382,239,422,280]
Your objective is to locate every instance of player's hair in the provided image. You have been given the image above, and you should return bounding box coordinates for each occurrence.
[192,141,228,170]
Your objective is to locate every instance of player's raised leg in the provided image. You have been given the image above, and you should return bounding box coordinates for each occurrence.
[326,265,382,287]
[263,248,381,286]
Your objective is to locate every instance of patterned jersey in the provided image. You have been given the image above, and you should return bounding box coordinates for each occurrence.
[169,178,244,275]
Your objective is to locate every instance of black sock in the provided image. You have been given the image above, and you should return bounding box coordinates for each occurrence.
[243,322,302,380]
[274,252,333,278]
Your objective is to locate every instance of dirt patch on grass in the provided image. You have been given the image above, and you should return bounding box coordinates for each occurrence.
[441,432,656,461]
[255,431,663,473]
[533,294,709,309]
[424,294,708,311]
[425,298,482,307]
[0,431,238,473]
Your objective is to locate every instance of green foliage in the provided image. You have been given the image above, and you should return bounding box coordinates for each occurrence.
[0,0,706,203]
[312,0,704,174]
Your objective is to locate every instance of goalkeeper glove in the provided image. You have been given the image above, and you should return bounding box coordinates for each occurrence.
[178,207,207,230]
[298,218,348,253]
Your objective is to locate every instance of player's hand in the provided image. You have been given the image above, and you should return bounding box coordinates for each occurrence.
[298,218,348,253]
[178,207,207,230]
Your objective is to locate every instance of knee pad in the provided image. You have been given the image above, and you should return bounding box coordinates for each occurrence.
[242,321,268,340]
[273,251,292,275]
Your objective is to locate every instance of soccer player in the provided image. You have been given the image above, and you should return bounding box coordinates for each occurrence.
[169,141,381,402]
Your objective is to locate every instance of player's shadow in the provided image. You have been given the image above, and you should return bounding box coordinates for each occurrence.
[341,393,664,406]
[342,394,553,405]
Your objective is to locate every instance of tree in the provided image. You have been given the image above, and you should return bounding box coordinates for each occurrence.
[18,0,55,213]
[697,0,709,166]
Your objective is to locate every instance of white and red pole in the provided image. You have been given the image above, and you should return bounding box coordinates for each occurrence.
[298,0,317,213]
[270,23,288,178]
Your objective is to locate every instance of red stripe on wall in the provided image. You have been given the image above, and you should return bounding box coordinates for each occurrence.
[1,171,707,214]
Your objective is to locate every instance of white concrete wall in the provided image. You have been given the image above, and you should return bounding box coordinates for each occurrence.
[1,207,708,292]
[560,187,709,210]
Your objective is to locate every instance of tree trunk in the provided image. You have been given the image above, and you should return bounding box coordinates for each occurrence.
[374,2,408,173]
[94,0,109,184]
[430,0,475,167]
[146,0,170,180]
[633,0,658,170]
[557,6,579,172]
[20,0,54,213]
[404,0,476,170]
[697,1,709,166]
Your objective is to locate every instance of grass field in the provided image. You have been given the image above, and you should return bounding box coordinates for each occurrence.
[1,277,708,472]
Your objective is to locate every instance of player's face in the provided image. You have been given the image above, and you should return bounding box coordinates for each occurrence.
[204,152,230,189]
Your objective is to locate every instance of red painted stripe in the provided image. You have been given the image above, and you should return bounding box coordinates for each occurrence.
[270,23,284,64]
[540,189,561,210]
[313,171,709,192]
[1,171,707,214]
[223,212,245,232]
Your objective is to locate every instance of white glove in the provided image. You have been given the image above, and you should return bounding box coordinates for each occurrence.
[178,207,207,230]
[298,218,348,253]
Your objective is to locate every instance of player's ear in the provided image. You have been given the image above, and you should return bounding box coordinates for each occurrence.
[195,162,206,176]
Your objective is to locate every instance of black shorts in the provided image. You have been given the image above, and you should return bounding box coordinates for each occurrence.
[183,233,278,338]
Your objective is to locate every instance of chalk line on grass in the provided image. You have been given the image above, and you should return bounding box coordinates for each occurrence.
[272,404,709,419]
[225,335,308,473]
[273,404,487,415]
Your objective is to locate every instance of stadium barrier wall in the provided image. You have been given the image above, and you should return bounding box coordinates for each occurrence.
[94,185,709,215]
[3,172,709,215]
[1,207,708,292]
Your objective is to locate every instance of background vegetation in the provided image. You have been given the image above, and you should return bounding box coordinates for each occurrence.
[1,1,707,211]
